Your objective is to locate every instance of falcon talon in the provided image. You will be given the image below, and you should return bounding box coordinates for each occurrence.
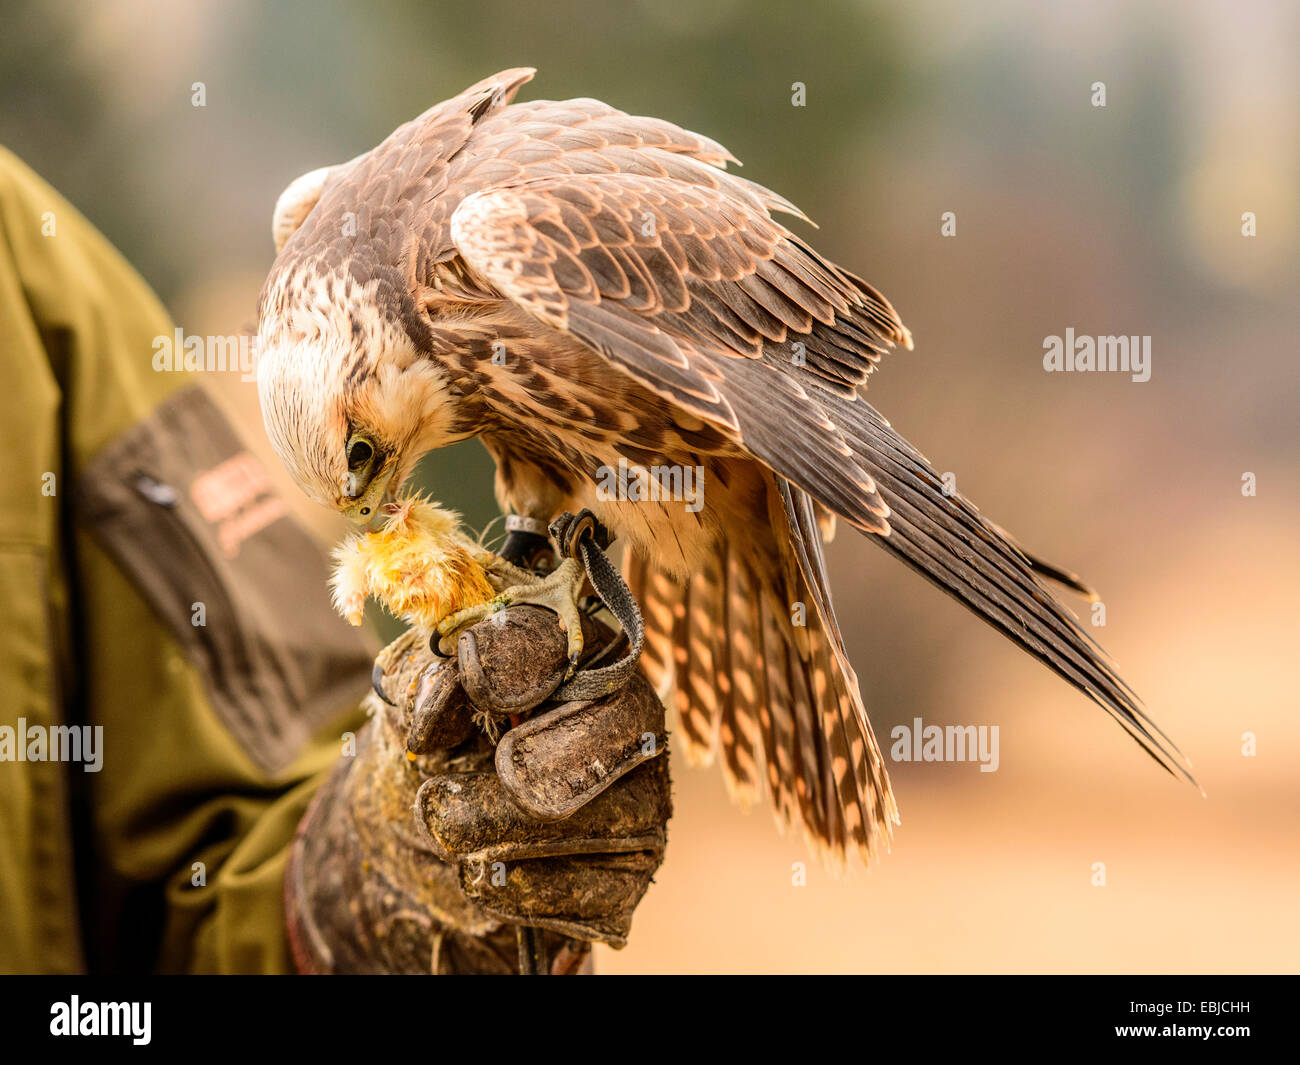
[370,660,396,706]
[370,628,422,706]
[437,556,588,665]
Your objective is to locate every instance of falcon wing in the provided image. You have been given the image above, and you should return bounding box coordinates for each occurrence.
[449,167,1193,788]
[450,172,899,535]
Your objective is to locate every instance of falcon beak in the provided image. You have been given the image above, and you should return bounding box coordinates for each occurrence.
[342,463,397,530]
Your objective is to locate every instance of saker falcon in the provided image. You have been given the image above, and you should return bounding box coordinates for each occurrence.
[256,68,1192,865]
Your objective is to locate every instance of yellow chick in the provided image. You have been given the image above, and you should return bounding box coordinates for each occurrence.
[330,497,496,632]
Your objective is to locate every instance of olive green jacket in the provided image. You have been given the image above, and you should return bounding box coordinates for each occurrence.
[0,146,372,973]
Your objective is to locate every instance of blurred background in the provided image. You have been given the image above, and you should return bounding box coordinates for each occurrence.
[2,0,1295,972]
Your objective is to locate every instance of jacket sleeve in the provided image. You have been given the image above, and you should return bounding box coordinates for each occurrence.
[0,146,373,974]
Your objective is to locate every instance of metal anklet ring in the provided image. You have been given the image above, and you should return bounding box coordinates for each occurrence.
[504,514,549,537]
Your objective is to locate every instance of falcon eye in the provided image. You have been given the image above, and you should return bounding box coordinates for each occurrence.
[347,438,374,471]
[360,506,371,516]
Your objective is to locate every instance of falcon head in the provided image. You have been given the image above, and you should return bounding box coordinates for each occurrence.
[255,269,464,528]
[254,72,540,527]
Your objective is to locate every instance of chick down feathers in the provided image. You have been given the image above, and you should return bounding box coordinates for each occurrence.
[331,497,495,631]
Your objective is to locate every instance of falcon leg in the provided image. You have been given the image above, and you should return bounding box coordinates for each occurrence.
[498,528,556,572]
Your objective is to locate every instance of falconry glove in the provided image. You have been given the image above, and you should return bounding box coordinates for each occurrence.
[286,594,670,974]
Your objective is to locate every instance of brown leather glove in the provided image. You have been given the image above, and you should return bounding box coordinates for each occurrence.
[413,606,670,947]
[285,604,671,974]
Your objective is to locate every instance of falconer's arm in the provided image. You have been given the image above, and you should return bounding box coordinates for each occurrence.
[0,146,374,973]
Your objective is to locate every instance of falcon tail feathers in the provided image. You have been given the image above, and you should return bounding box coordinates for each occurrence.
[625,480,901,867]
[817,391,1195,786]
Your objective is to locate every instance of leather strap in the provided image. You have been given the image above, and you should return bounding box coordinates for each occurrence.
[547,511,645,702]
